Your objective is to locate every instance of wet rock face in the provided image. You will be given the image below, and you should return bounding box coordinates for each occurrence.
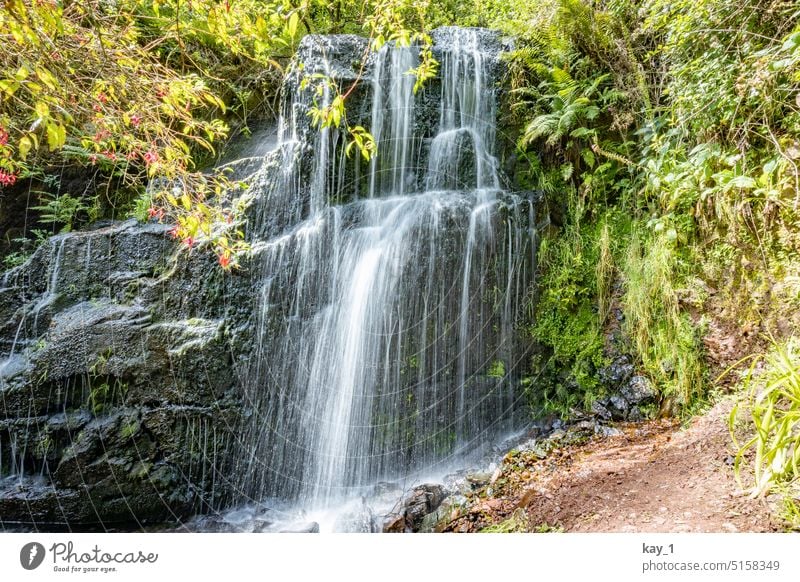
[0,220,251,527]
[599,355,635,388]
[381,484,448,533]
[595,352,658,421]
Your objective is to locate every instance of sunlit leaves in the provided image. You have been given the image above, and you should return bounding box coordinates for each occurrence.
[149,169,251,270]
[17,135,33,159]
[307,80,377,161]
[731,338,800,506]
[46,123,66,151]
[409,44,439,94]
[0,0,282,266]
[345,126,376,161]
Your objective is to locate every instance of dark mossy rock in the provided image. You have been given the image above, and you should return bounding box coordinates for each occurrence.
[0,219,252,528]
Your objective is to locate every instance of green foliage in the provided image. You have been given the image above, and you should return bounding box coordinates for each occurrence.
[621,227,706,411]
[0,0,300,266]
[477,0,800,420]
[130,190,155,223]
[479,509,530,533]
[87,377,129,416]
[487,360,506,378]
[528,200,631,415]
[32,192,88,233]
[730,337,800,527]
[2,228,48,269]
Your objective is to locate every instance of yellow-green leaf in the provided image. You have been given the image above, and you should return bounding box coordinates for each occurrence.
[18,135,33,160]
[35,101,50,119]
[36,68,57,91]
[288,12,299,38]
[46,122,66,151]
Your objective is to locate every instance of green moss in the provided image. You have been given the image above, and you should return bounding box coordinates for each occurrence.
[480,509,531,533]
[33,433,53,458]
[120,419,140,440]
[525,205,631,415]
[487,360,506,378]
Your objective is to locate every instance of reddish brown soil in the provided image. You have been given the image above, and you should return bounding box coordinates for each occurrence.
[444,399,781,533]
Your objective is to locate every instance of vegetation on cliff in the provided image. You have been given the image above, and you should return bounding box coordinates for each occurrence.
[468,0,800,523]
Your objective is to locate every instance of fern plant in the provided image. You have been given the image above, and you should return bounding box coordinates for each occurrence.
[32,192,88,233]
[519,70,606,148]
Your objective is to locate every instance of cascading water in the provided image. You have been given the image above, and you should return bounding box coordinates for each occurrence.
[231,27,536,526]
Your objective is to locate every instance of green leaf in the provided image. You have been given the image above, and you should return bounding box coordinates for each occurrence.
[287,12,299,38]
[728,176,756,190]
[0,80,18,97]
[570,127,594,138]
[35,101,50,119]
[18,135,33,159]
[581,148,596,168]
[46,122,66,151]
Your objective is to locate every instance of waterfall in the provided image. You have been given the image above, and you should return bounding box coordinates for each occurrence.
[368,45,419,198]
[234,27,536,516]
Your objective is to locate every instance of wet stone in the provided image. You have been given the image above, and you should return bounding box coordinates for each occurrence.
[621,375,657,406]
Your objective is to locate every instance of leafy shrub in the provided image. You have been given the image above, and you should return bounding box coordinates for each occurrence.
[731,337,800,527]
[528,200,630,414]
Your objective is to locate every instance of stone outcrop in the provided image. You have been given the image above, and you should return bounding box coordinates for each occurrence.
[0,220,251,527]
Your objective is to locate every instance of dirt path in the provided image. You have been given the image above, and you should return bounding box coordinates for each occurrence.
[445,399,781,533]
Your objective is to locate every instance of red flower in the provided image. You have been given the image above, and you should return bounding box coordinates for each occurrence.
[143,150,158,165]
[167,225,179,239]
[89,154,98,165]
[218,254,231,269]
[130,114,141,127]
[0,170,17,187]
[183,237,195,248]
[97,93,108,104]
[147,207,164,221]
[0,128,8,147]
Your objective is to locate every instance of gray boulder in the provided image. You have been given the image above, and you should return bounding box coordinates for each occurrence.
[621,375,657,405]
